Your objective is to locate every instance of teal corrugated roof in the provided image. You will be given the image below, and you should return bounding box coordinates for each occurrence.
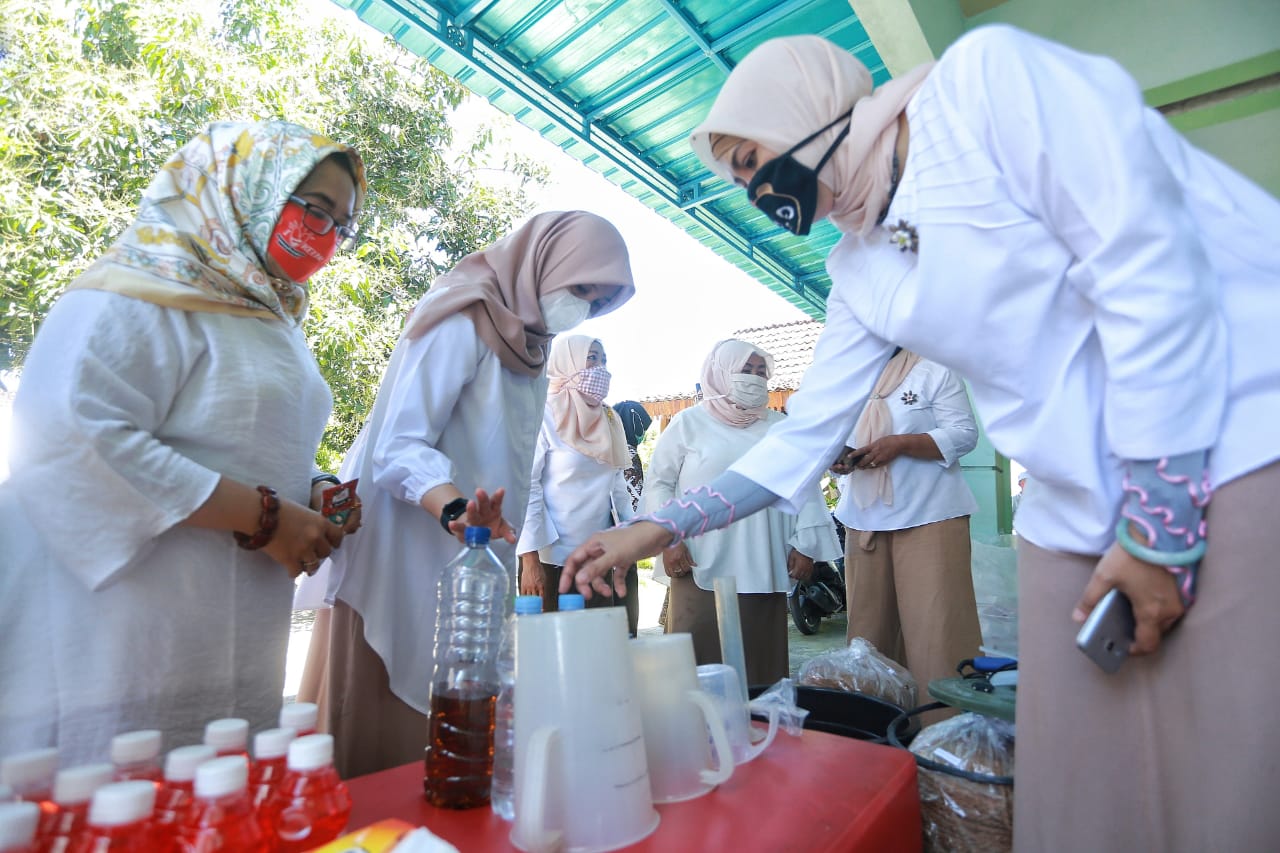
[334,0,891,318]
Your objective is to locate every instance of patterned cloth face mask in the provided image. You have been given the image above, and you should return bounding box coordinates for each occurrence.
[576,366,612,405]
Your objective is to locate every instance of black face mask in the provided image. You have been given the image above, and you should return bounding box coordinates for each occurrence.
[745,110,853,236]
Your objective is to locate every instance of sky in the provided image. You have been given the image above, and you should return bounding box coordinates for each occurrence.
[447,100,810,403]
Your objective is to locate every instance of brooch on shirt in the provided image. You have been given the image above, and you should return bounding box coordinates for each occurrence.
[886,219,918,253]
[900,390,919,406]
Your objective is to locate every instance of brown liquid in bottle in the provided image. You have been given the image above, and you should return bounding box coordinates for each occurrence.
[423,687,497,809]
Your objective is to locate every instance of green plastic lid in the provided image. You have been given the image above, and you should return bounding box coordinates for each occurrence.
[927,676,1016,722]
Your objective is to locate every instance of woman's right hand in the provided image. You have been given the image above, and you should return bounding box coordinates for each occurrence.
[519,552,544,596]
[561,522,672,599]
[263,499,346,579]
[661,542,697,578]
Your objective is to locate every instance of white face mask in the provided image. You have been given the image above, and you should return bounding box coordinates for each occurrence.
[539,290,591,334]
[729,373,769,409]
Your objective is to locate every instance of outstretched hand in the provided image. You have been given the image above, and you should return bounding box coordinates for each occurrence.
[560,522,672,599]
[446,487,518,545]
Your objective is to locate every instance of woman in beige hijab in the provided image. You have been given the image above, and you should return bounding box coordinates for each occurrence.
[563,27,1280,853]
[300,210,635,778]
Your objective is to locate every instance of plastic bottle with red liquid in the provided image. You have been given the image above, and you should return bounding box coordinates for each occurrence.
[0,750,58,821]
[201,719,249,759]
[152,745,215,836]
[259,734,351,852]
[278,703,318,738]
[109,732,161,785]
[248,728,295,812]
[423,526,508,809]
[0,802,39,853]
[178,756,268,853]
[35,763,113,852]
[69,780,157,852]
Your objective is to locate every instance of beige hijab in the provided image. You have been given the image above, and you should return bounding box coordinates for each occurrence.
[699,339,773,428]
[851,349,923,509]
[689,36,934,236]
[546,335,629,468]
[402,211,635,377]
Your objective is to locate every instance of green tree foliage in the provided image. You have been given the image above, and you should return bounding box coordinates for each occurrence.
[0,0,546,465]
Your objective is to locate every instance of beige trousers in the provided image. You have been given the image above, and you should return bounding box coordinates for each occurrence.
[667,573,788,687]
[844,515,983,709]
[1013,461,1280,853]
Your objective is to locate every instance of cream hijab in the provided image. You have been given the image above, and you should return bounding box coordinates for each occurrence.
[546,335,629,468]
[67,120,366,325]
[689,36,934,236]
[699,339,773,428]
[851,348,923,508]
[402,211,636,377]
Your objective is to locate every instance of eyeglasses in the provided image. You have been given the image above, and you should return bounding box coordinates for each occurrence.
[288,195,359,250]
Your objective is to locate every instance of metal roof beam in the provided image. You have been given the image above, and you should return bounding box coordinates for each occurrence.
[494,0,561,49]
[526,0,631,73]
[654,0,731,74]
[452,0,499,29]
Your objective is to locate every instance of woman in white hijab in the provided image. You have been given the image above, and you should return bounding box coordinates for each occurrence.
[517,334,634,617]
[299,210,635,778]
[646,340,839,685]
[562,26,1280,852]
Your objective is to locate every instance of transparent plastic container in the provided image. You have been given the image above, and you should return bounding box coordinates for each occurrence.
[259,734,351,851]
[490,594,543,821]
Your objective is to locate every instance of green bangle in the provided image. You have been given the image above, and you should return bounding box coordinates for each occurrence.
[1114,520,1206,567]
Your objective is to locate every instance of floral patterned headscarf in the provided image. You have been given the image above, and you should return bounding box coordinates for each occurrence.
[66,120,366,325]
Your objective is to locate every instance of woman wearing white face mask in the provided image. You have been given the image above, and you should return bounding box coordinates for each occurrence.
[295,210,635,778]
[646,340,840,685]
[517,336,636,617]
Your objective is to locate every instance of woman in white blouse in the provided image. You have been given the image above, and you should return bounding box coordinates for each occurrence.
[303,211,635,778]
[831,352,981,707]
[648,340,840,686]
[562,27,1280,852]
[517,335,635,616]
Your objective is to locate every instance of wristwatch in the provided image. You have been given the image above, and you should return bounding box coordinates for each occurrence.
[439,497,468,532]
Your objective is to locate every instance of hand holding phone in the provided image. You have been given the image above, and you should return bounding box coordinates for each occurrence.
[1075,588,1136,673]
[830,446,867,476]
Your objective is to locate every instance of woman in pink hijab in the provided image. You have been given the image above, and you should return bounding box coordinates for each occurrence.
[299,210,635,778]
[563,26,1280,852]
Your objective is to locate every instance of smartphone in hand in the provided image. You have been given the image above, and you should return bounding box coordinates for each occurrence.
[1075,588,1136,673]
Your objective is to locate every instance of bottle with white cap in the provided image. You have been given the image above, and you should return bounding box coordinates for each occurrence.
[35,763,113,851]
[259,734,351,852]
[202,718,249,758]
[278,703,318,738]
[70,780,157,852]
[154,745,216,831]
[0,802,39,853]
[179,756,268,853]
[109,731,162,784]
[0,749,58,810]
[249,727,296,810]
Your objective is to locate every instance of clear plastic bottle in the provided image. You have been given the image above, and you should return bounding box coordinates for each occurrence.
[0,749,58,819]
[153,745,216,833]
[249,728,296,811]
[69,780,157,852]
[490,594,543,821]
[278,703,318,738]
[35,763,113,852]
[259,734,351,852]
[0,802,39,853]
[109,731,162,784]
[179,756,268,853]
[422,526,510,809]
[202,719,250,759]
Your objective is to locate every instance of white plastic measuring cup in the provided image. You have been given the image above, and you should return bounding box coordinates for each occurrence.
[697,663,780,765]
[511,608,659,853]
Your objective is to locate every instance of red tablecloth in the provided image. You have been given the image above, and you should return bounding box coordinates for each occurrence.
[344,729,921,852]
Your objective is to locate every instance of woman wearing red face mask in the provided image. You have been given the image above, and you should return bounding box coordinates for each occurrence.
[0,120,366,765]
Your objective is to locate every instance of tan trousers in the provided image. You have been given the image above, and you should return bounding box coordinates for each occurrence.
[1013,461,1280,853]
[844,515,982,710]
[667,573,788,687]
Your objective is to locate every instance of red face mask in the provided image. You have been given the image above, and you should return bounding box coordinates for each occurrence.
[266,201,339,282]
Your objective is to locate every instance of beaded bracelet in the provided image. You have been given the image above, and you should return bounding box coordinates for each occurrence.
[234,486,281,550]
[1114,519,1206,567]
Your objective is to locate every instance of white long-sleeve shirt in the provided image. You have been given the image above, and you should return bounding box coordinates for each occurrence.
[516,409,635,566]
[304,302,547,713]
[834,359,978,532]
[1,290,330,764]
[647,406,841,594]
[732,26,1280,556]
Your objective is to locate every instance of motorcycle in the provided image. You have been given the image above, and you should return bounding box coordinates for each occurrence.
[788,557,847,635]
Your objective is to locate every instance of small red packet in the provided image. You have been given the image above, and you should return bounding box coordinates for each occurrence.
[322,478,359,525]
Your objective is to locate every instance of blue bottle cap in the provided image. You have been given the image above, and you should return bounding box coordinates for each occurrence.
[558,593,585,611]
[464,526,491,546]
[514,595,543,615]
